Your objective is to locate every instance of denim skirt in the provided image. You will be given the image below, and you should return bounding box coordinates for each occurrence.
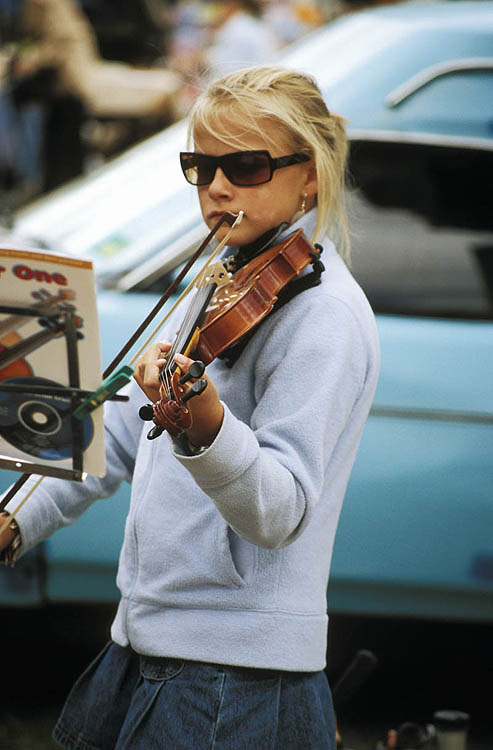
[53,641,336,750]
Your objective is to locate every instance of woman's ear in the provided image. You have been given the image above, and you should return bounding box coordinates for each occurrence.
[303,161,318,199]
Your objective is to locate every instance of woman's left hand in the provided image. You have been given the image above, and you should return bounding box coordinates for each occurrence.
[133,341,224,448]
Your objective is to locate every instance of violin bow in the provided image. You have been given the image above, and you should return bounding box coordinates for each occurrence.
[102,211,242,379]
[126,211,243,365]
[0,211,243,533]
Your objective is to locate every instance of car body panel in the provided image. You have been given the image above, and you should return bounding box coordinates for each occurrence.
[330,315,493,619]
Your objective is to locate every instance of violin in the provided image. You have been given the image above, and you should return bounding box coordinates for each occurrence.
[139,228,323,440]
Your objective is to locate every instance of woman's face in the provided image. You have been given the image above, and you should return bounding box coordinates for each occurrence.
[193,119,317,247]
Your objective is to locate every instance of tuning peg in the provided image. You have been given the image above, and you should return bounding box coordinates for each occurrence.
[179,360,206,385]
[139,403,155,421]
[181,379,207,403]
[147,424,164,440]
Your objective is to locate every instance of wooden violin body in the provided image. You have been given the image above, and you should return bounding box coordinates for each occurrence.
[195,229,319,365]
[143,229,322,439]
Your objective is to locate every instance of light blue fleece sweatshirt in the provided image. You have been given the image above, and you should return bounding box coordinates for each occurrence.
[10,212,380,671]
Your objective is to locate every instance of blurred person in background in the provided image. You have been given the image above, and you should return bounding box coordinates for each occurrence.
[167,0,339,117]
[78,0,177,66]
[0,0,83,207]
[168,0,281,116]
[165,0,211,104]
[263,0,342,45]
[0,0,180,208]
[204,0,280,78]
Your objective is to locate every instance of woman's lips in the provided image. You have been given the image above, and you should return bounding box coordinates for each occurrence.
[208,210,242,221]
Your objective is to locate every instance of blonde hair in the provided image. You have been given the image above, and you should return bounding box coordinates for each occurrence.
[188,65,350,260]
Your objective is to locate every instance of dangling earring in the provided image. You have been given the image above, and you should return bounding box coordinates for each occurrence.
[291,194,307,224]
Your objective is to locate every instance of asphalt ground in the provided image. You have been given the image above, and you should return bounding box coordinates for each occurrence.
[1,605,492,749]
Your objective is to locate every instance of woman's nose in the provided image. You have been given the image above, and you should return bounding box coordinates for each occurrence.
[208,167,234,197]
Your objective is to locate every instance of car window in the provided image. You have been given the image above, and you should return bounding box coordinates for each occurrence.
[348,139,493,320]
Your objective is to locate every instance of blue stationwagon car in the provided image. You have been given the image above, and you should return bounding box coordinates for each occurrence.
[2,0,493,622]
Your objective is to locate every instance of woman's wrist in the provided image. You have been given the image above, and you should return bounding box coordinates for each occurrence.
[185,402,224,449]
[0,513,21,566]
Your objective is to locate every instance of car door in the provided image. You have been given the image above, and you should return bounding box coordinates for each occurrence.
[328,139,493,621]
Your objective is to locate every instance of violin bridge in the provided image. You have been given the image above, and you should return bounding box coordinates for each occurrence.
[198,262,231,289]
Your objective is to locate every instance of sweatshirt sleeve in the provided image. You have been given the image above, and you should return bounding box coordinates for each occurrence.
[172,289,377,549]
[5,380,145,555]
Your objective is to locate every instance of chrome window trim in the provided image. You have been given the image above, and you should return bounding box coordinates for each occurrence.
[385,57,493,107]
[348,128,493,151]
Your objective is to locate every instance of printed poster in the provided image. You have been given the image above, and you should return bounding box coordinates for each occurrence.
[0,247,105,479]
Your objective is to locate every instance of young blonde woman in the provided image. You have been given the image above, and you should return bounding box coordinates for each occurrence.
[1,65,380,749]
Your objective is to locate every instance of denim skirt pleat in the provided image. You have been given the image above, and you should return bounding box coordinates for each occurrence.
[53,641,336,750]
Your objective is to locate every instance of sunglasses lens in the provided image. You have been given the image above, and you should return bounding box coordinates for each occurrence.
[180,154,215,185]
[226,152,271,185]
[180,151,272,186]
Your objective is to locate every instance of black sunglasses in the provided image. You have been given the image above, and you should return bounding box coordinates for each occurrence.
[180,149,310,187]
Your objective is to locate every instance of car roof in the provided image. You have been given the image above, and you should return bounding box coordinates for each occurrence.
[284,0,493,138]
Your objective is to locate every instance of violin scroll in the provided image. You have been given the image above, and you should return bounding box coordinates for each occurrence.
[140,360,208,440]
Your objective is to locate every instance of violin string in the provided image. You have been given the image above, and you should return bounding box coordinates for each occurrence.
[169,285,209,359]
[159,284,210,398]
[155,213,243,395]
[128,212,243,371]
[166,227,239,364]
